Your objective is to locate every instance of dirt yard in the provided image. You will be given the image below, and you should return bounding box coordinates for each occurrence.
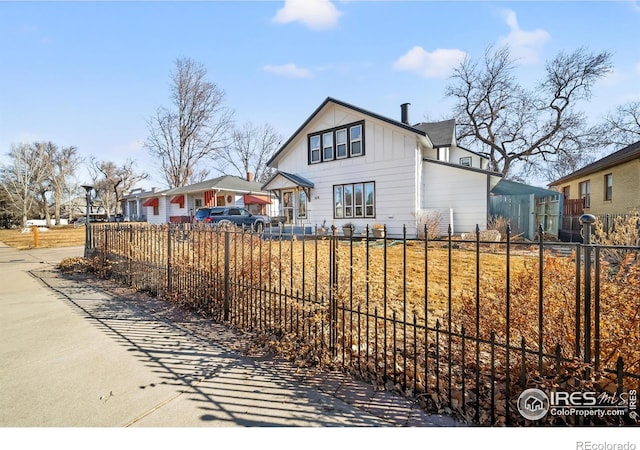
[0,226,86,249]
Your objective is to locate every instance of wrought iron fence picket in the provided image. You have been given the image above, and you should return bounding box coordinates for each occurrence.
[87,220,639,425]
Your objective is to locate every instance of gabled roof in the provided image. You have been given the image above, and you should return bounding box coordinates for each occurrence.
[413,119,456,148]
[161,175,267,195]
[267,97,441,166]
[549,140,640,186]
[261,171,314,190]
[124,175,269,200]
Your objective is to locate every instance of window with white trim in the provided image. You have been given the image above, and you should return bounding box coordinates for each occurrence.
[350,124,362,156]
[322,132,333,161]
[310,135,321,163]
[333,181,375,218]
[297,190,307,218]
[308,121,364,164]
[336,128,347,158]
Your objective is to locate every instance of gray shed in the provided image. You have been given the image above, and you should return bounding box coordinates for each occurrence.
[489,179,563,240]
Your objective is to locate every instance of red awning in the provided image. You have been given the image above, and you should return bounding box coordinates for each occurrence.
[142,197,159,207]
[170,195,185,208]
[244,194,272,205]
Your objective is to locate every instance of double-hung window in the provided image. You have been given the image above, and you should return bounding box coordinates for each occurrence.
[310,135,321,163]
[323,132,333,161]
[308,121,364,164]
[350,124,362,156]
[336,129,347,158]
[334,182,375,219]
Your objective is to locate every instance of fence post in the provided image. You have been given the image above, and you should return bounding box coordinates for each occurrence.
[224,230,230,322]
[579,214,596,369]
[329,225,338,356]
[167,224,172,293]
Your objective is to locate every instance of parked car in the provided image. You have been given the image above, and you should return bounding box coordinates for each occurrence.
[192,207,268,232]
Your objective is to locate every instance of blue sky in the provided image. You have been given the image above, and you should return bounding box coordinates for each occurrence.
[1,0,639,189]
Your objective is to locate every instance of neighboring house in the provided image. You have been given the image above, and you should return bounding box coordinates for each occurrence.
[549,140,640,240]
[69,196,108,221]
[121,187,159,222]
[549,140,640,215]
[261,97,505,238]
[122,174,277,225]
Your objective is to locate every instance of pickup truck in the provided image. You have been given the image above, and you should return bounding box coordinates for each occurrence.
[193,206,268,232]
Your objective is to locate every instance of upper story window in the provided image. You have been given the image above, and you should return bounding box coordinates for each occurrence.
[437,147,449,162]
[350,124,362,156]
[309,120,364,164]
[310,135,321,163]
[579,180,591,208]
[460,156,472,167]
[604,173,613,201]
[336,129,347,158]
[323,132,333,161]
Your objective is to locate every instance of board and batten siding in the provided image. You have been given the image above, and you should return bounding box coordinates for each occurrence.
[421,161,490,234]
[273,103,421,237]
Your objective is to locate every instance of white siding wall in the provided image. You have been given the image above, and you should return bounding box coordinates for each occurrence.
[168,201,188,220]
[423,145,487,170]
[274,104,419,237]
[449,147,483,168]
[144,198,167,225]
[421,161,489,234]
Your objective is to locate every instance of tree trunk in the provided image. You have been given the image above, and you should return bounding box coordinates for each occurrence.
[54,191,61,226]
[40,192,51,227]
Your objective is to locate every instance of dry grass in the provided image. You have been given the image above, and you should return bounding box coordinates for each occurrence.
[0,226,86,249]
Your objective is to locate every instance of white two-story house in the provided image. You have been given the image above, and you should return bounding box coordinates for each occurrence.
[262,97,503,238]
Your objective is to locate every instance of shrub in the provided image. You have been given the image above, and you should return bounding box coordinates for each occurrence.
[415,210,442,240]
[487,216,511,241]
[592,210,640,265]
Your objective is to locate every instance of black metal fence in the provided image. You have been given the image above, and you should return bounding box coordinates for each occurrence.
[86,221,640,426]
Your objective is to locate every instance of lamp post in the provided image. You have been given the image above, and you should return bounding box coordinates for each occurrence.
[81,185,93,258]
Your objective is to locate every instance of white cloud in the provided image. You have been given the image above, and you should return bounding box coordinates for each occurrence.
[497,9,550,64]
[273,0,342,31]
[393,46,467,79]
[127,140,145,152]
[263,63,313,78]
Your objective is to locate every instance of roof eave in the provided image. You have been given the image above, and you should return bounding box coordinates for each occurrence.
[267,97,429,167]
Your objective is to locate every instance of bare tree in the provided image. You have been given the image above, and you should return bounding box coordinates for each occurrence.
[601,100,640,147]
[215,122,282,182]
[89,158,148,218]
[446,46,612,179]
[145,57,234,188]
[0,143,49,227]
[31,142,55,226]
[50,145,82,225]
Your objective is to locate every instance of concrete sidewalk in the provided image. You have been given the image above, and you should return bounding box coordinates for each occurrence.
[0,244,461,427]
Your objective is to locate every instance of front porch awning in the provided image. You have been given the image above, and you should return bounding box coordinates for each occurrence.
[261,171,314,200]
[243,194,272,205]
[170,195,185,208]
[142,197,159,207]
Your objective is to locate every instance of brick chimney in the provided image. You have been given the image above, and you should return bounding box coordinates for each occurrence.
[246,171,254,182]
